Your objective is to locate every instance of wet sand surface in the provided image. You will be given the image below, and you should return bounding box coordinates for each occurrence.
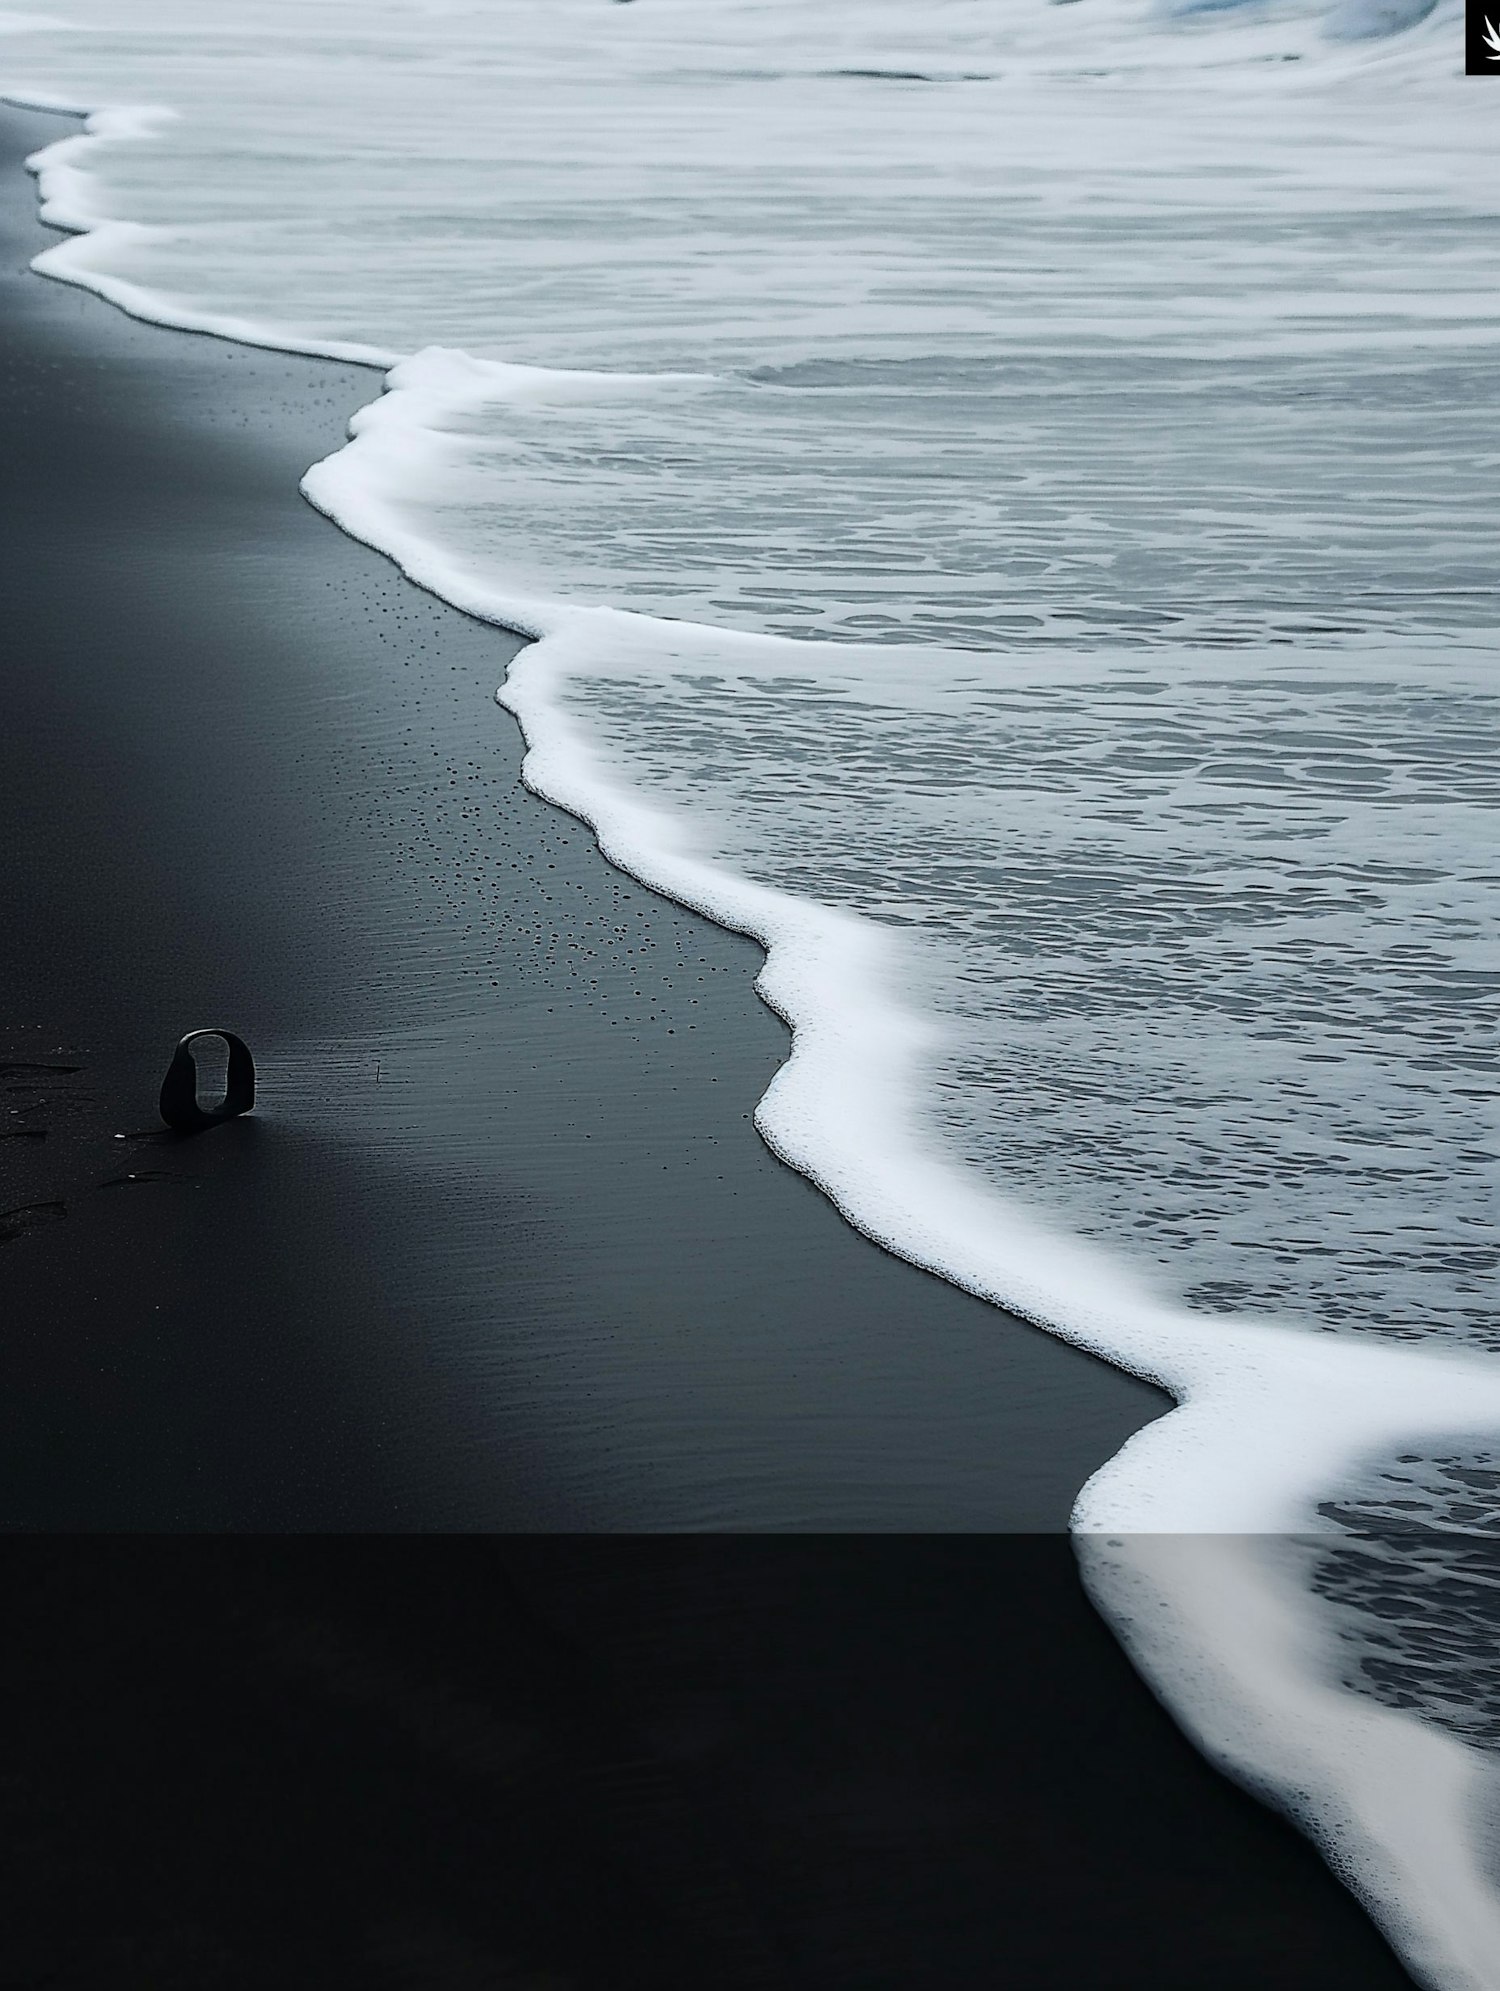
[0,101,1166,1530]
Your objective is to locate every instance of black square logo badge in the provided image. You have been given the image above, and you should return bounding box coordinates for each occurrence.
[1469,0,1500,72]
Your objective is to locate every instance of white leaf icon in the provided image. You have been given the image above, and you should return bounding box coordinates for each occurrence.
[1485,13,1500,58]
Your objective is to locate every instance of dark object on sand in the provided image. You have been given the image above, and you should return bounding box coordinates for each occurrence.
[158,1029,256,1134]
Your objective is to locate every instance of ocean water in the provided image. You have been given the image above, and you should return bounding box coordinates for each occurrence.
[4,0,1498,1981]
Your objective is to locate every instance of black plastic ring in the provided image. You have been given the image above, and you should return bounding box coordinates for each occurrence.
[158,1029,256,1134]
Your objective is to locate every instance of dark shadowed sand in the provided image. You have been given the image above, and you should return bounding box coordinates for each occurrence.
[0,1536,1420,1991]
[0,103,1420,1990]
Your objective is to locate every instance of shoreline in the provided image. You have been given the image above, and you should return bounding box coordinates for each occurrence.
[0,100,1425,1989]
[0,98,1166,1529]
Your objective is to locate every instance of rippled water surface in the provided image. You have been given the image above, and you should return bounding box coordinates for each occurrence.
[556,631,1498,1342]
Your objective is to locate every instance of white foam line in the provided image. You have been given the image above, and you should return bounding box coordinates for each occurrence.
[4,88,398,364]
[1079,1531,1500,1991]
[8,79,1500,1991]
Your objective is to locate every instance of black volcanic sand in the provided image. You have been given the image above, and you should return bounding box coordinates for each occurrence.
[0,1536,1419,1991]
[0,100,1167,1530]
